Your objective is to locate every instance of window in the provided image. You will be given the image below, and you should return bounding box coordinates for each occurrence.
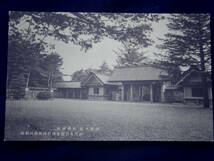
[94,87,99,94]
[192,87,203,97]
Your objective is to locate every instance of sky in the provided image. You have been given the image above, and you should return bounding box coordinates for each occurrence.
[52,16,169,81]
[11,12,171,81]
[12,13,211,81]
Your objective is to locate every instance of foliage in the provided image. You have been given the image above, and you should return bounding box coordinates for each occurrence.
[72,62,112,82]
[7,12,162,99]
[39,52,63,88]
[71,69,90,82]
[8,73,26,99]
[7,33,43,98]
[98,61,112,74]
[157,14,211,71]
[157,14,211,107]
[9,12,162,51]
[152,61,183,84]
[115,42,147,67]
[7,14,64,99]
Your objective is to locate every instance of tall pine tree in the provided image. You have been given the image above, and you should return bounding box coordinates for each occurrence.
[115,41,147,67]
[158,14,211,108]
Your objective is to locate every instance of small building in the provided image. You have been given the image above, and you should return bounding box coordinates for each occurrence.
[54,66,171,102]
[175,68,212,106]
[52,65,212,107]
[108,66,170,102]
[53,81,83,99]
[82,72,120,100]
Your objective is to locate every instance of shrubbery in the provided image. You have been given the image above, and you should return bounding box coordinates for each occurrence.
[12,88,25,100]
[36,91,52,100]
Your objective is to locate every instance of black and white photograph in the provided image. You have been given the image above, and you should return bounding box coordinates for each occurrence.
[4,12,213,141]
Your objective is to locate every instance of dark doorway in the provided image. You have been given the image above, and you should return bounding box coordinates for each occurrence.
[153,84,161,102]
[124,85,130,101]
[139,85,150,102]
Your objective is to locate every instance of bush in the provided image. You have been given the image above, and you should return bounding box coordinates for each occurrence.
[13,88,25,100]
[36,91,52,100]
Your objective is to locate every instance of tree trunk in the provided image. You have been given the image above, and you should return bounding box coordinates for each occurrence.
[48,72,53,90]
[201,72,209,108]
[50,72,53,89]
[26,71,31,89]
[48,72,51,89]
[198,16,209,108]
[199,44,209,108]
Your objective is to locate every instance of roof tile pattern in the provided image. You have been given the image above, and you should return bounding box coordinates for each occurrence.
[53,81,81,88]
[109,66,168,82]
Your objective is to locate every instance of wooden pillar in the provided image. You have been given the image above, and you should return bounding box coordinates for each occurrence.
[141,85,143,101]
[121,84,124,101]
[161,83,165,102]
[73,89,75,98]
[80,89,82,99]
[183,87,187,104]
[150,83,153,102]
[66,89,69,98]
[130,84,133,101]
[138,85,141,102]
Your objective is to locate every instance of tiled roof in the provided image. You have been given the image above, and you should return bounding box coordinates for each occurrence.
[94,73,110,84]
[109,66,169,82]
[176,69,212,86]
[91,72,121,86]
[53,81,81,88]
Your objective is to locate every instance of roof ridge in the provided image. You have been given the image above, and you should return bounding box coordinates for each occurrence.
[54,80,81,83]
[114,64,160,69]
[109,65,169,82]
[91,71,112,77]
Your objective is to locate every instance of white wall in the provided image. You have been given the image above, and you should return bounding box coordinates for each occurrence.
[184,87,192,97]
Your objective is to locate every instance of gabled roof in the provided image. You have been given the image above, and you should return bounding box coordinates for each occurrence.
[53,81,81,88]
[82,72,120,86]
[108,66,169,82]
[176,69,212,86]
[94,73,110,84]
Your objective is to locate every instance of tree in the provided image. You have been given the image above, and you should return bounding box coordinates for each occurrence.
[72,69,90,82]
[98,61,112,74]
[8,12,162,98]
[115,41,147,67]
[157,14,211,108]
[9,12,162,51]
[153,61,182,84]
[72,63,112,82]
[7,20,63,98]
[7,32,45,99]
[39,52,63,89]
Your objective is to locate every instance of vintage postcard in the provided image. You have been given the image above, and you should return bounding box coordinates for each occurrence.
[4,12,213,141]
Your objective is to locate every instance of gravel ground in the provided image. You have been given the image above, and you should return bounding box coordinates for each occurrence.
[4,99,213,141]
